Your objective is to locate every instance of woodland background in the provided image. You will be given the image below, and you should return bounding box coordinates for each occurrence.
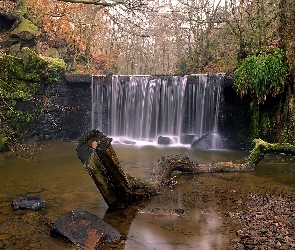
[0,0,295,151]
[0,0,289,75]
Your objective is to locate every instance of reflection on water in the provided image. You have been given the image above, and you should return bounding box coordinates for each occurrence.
[0,141,295,249]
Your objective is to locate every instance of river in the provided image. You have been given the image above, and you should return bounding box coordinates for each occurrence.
[0,141,295,249]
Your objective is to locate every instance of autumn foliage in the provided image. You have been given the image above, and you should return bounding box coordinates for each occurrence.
[28,0,117,74]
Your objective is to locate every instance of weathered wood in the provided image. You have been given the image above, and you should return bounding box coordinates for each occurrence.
[76,130,132,208]
[248,138,295,166]
[77,131,295,208]
[76,130,156,209]
[151,155,253,187]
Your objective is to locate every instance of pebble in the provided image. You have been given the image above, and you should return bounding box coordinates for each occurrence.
[230,193,295,249]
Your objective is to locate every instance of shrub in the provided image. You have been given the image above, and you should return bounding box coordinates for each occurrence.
[233,48,287,104]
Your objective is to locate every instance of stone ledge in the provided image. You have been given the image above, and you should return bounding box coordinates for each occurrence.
[64,74,113,85]
[64,74,92,84]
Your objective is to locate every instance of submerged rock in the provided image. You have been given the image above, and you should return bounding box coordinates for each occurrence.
[180,134,196,144]
[12,195,45,211]
[158,136,177,145]
[191,132,248,150]
[50,208,122,249]
[191,133,224,149]
[117,139,136,145]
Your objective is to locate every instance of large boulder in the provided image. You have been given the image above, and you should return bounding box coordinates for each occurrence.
[191,133,224,149]
[50,208,122,249]
[191,132,245,150]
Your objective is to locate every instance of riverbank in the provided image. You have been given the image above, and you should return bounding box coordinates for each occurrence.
[230,192,295,249]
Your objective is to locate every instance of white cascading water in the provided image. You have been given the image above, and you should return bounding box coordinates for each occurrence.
[91,74,222,146]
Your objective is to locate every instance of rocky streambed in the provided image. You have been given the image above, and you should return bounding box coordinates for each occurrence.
[230,192,295,249]
[1,173,295,250]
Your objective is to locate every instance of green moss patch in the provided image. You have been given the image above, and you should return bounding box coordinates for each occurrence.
[0,47,66,151]
[10,19,40,40]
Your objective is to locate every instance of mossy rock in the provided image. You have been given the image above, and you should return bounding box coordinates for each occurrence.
[10,18,40,41]
[39,55,66,83]
[0,47,66,150]
[0,47,66,89]
[45,48,60,58]
[0,136,9,152]
[9,43,21,56]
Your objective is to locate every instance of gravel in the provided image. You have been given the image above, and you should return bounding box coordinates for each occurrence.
[230,193,295,249]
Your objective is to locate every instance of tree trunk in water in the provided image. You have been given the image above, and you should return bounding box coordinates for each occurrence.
[247,138,295,166]
[76,130,295,209]
[76,130,156,209]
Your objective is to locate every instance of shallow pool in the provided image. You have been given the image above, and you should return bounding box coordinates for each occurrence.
[0,141,295,249]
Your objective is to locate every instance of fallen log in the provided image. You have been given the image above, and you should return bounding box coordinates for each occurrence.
[247,138,295,166]
[76,131,295,209]
[76,130,156,209]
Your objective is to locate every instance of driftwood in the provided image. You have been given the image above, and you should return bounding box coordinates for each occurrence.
[76,130,156,209]
[248,138,295,166]
[76,130,295,209]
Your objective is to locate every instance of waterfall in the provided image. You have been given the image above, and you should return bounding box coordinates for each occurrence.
[91,74,223,146]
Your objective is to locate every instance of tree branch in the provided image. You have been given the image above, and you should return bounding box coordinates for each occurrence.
[248,139,295,167]
[57,0,124,7]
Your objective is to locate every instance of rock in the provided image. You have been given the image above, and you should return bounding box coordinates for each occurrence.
[191,132,224,149]
[190,132,244,150]
[12,195,45,211]
[191,133,211,149]
[118,139,136,145]
[50,208,122,249]
[10,18,40,41]
[64,74,92,84]
[244,244,255,250]
[8,43,21,56]
[45,47,60,58]
[236,230,244,236]
[180,134,196,144]
[158,136,176,145]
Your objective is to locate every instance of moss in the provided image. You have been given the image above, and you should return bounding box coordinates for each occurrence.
[0,135,9,152]
[0,47,66,149]
[10,18,40,40]
[233,48,287,104]
[248,138,295,166]
[0,48,66,85]
[21,47,65,83]
[40,55,66,83]
[15,0,29,16]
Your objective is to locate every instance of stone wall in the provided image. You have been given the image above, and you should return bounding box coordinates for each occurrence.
[28,74,111,141]
[27,73,251,148]
[218,74,252,150]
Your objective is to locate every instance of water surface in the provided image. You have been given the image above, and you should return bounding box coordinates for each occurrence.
[0,142,295,249]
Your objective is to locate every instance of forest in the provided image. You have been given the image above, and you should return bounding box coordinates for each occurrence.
[0,0,289,75]
[0,0,294,150]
